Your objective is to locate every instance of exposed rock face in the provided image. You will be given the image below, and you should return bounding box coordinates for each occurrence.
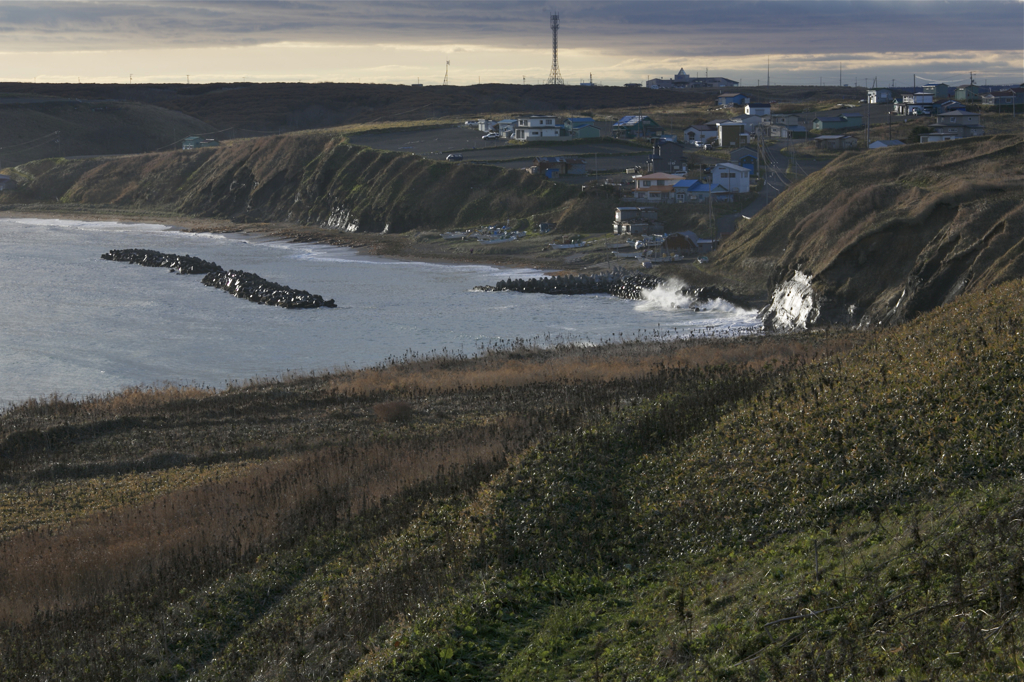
[201,270,336,308]
[102,249,336,309]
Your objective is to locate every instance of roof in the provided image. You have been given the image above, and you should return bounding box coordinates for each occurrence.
[718,92,746,97]
[747,102,771,108]
[868,140,905,148]
[673,180,729,193]
[715,162,749,173]
[614,115,657,127]
[639,172,685,181]
[815,134,853,140]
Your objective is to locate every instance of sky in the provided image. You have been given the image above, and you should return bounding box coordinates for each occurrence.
[0,1,1021,88]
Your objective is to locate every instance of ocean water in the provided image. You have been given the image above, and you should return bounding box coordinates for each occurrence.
[0,218,761,406]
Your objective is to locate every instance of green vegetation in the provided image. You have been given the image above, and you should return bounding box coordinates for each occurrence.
[1,278,1022,679]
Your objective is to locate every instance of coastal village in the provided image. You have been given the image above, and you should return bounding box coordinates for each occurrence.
[421,75,1016,264]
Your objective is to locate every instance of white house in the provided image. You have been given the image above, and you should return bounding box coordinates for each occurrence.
[681,124,718,146]
[711,163,751,193]
[513,115,562,141]
[867,89,893,104]
[893,92,934,115]
[745,103,771,116]
[629,172,685,203]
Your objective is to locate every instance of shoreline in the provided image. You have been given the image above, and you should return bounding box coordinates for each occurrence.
[0,204,770,308]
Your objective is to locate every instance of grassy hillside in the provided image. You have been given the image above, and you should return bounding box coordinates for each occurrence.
[0,97,217,166]
[1,279,1021,680]
[0,83,866,134]
[2,131,580,232]
[711,134,1024,325]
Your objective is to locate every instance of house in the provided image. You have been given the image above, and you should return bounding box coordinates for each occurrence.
[513,115,562,141]
[921,111,985,142]
[498,119,518,138]
[681,124,718,146]
[867,88,894,104]
[893,92,933,116]
[730,147,758,174]
[477,119,498,133]
[182,136,219,150]
[711,163,751,193]
[981,89,1024,108]
[0,174,17,191]
[771,113,801,126]
[716,121,744,148]
[673,179,734,203]
[648,140,688,174]
[955,84,981,103]
[868,140,906,149]
[922,83,952,100]
[613,206,662,235]
[629,172,685,203]
[612,115,663,139]
[745,103,771,116]
[769,124,807,139]
[814,134,858,151]
[811,114,862,131]
[730,114,765,136]
[717,93,749,107]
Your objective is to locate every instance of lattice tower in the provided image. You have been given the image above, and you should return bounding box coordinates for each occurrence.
[546,13,564,86]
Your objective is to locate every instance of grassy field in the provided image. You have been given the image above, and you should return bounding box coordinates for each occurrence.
[1,277,1022,679]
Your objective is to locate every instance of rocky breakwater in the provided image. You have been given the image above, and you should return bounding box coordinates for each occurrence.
[101,249,336,309]
[474,272,666,300]
[202,270,336,309]
[100,248,223,274]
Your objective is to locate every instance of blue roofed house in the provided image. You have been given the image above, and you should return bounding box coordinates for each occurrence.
[717,92,750,107]
[730,147,758,174]
[673,179,733,203]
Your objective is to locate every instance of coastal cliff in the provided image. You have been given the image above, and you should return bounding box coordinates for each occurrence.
[714,134,1024,329]
[3,132,578,234]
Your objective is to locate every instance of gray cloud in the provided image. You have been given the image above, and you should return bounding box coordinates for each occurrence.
[1,1,1020,54]
[0,1,1019,84]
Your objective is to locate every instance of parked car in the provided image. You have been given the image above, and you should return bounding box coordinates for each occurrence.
[481,132,500,140]
[446,153,463,161]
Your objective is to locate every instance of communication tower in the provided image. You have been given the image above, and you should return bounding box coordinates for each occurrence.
[546,13,564,86]
[443,60,450,86]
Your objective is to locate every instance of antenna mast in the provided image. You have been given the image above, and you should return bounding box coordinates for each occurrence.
[443,60,450,86]
[546,13,564,85]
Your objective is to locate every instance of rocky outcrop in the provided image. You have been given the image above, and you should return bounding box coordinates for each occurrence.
[101,249,222,274]
[201,270,336,308]
[474,272,665,300]
[102,249,336,309]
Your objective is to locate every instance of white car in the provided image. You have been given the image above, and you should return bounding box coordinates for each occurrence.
[481,132,500,140]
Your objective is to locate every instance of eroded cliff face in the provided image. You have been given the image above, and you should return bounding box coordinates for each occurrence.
[5,133,576,234]
[720,135,1024,330]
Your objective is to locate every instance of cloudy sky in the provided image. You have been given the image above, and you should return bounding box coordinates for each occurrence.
[0,1,1021,87]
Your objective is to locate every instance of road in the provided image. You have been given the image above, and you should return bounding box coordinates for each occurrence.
[349,126,653,178]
